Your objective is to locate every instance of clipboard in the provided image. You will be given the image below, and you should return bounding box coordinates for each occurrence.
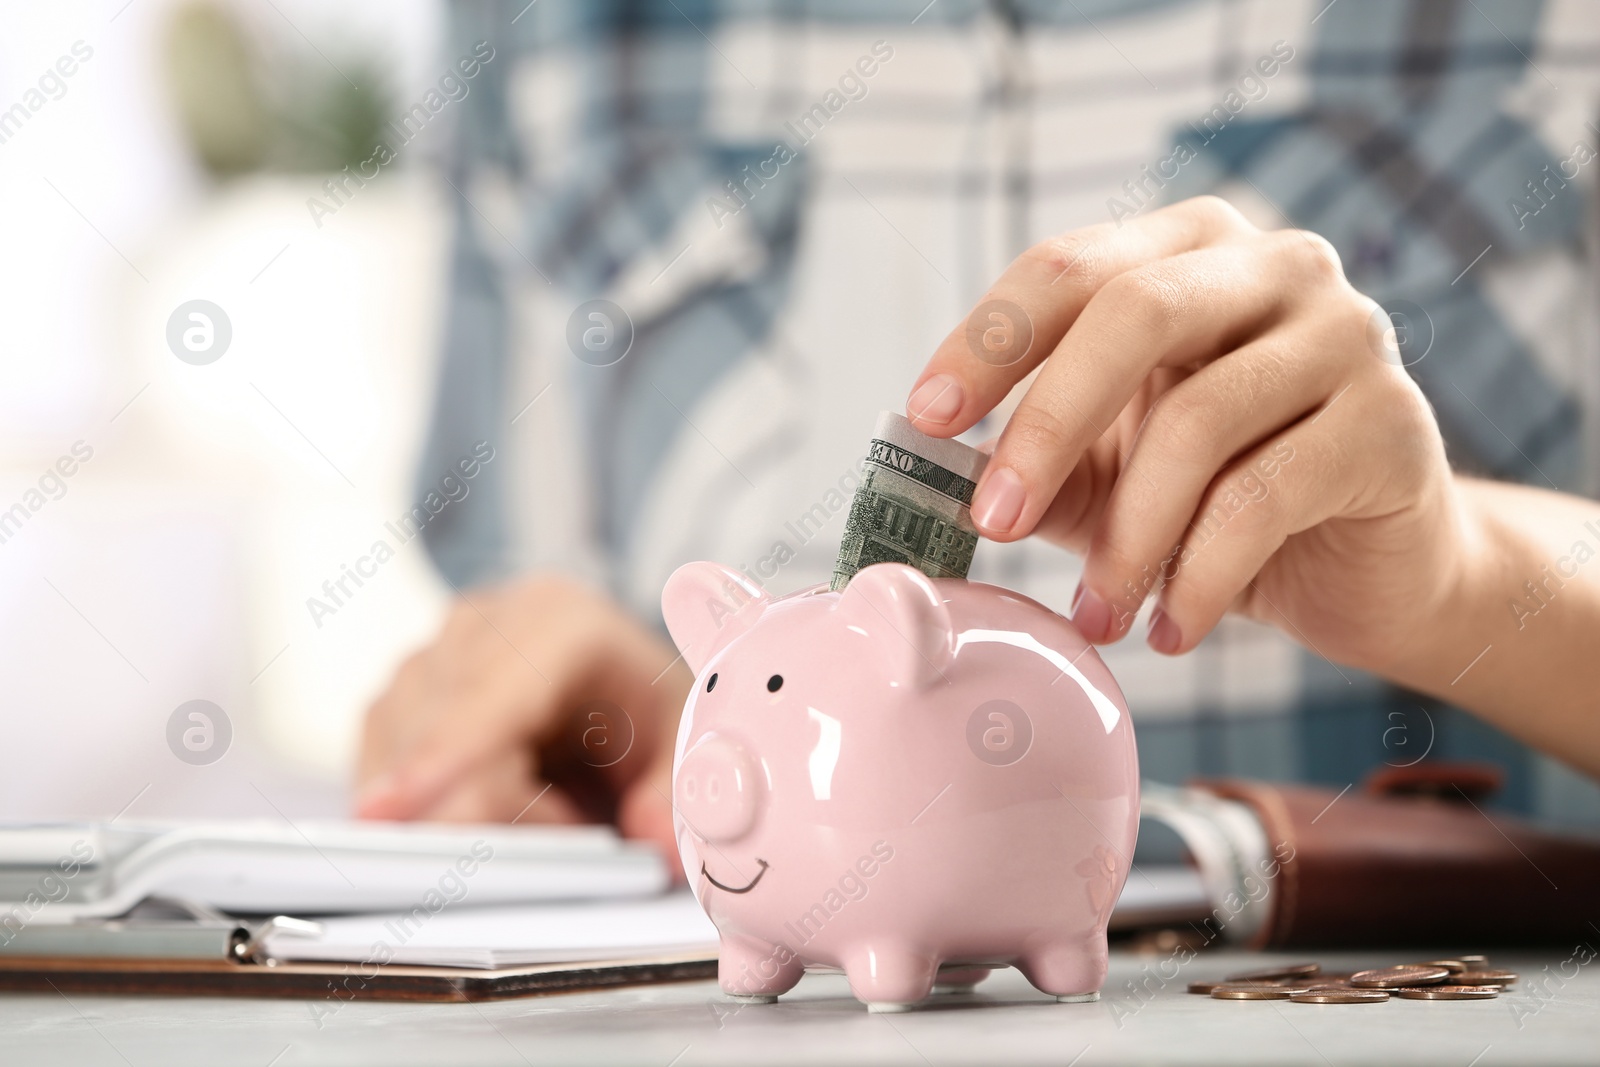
[0,891,722,1001]
[0,949,718,1002]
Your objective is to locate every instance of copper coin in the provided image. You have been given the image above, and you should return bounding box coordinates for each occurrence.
[1291,988,1390,1004]
[1350,965,1451,988]
[1459,954,1489,967]
[1300,971,1354,985]
[1224,962,1321,983]
[1421,959,1467,974]
[1394,985,1500,1001]
[1187,980,1222,994]
[1211,983,1295,1000]
[1456,969,1517,985]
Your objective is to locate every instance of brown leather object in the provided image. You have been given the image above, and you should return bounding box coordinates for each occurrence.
[1362,760,1505,803]
[1197,772,1600,948]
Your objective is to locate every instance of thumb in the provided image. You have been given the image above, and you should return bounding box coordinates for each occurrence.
[618,740,683,883]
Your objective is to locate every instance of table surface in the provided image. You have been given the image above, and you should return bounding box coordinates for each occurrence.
[2,948,1596,1066]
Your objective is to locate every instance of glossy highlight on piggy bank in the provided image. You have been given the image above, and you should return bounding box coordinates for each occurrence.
[662,561,1139,1012]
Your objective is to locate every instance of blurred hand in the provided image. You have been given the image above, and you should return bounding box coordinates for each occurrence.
[906,195,1465,675]
[356,574,691,875]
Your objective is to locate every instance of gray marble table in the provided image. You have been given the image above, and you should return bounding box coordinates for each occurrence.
[2,948,1595,1066]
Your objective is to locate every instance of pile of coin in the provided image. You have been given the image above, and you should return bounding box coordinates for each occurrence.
[1188,956,1516,1005]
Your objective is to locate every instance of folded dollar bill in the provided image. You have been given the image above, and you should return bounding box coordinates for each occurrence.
[831,410,989,591]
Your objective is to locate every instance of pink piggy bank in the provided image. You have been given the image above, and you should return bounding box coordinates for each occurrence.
[662,560,1139,1011]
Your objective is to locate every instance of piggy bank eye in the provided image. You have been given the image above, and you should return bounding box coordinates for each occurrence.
[767,675,783,693]
[706,673,718,693]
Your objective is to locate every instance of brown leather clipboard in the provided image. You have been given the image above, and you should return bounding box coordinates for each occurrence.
[0,950,718,1002]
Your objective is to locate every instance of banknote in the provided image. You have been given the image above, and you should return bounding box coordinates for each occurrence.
[831,410,990,591]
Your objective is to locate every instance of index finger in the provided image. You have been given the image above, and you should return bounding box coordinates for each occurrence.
[905,196,1251,437]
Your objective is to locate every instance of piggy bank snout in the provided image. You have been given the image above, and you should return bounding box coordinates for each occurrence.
[675,735,761,843]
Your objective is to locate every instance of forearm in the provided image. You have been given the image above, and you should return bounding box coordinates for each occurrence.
[1386,476,1600,776]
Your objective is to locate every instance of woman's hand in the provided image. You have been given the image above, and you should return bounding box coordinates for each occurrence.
[356,574,691,874]
[906,195,1467,675]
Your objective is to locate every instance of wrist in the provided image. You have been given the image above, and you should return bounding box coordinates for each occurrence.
[1362,474,1492,685]
[1378,475,1509,693]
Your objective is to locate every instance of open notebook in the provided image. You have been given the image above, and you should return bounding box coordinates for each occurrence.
[2,819,1210,970]
[0,820,665,922]
[256,867,1210,969]
[262,890,721,968]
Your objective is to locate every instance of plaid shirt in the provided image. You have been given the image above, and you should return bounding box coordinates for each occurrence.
[420,0,1600,825]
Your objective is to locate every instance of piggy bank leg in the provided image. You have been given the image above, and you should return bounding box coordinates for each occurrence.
[843,945,938,1012]
[1019,934,1108,1002]
[718,935,803,1003]
[932,966,993,994]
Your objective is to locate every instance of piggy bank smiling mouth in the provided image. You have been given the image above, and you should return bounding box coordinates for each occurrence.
[702,858,770,894]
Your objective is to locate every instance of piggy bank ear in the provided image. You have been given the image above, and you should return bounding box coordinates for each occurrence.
[661,562,772,674]
[834,563,954,689]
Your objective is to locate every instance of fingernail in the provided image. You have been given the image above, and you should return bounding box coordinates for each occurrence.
[1071,586,1112,642]
[1148,608,1181,654]
[355,773,401,817]
[971,466,1026,535]
[907,374,964,425]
